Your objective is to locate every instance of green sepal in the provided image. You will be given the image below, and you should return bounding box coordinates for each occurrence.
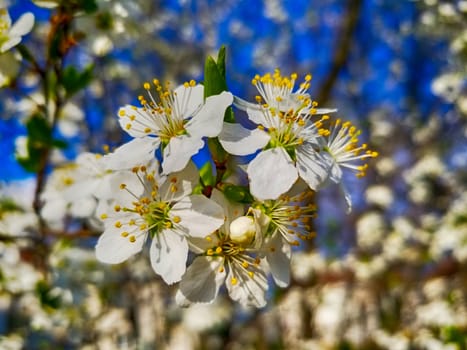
[61,64,94,97]
[192,183,204,195]
[203,46,235,123]
[198,160,216,187]
[207,138,228,165]
[204,56,225,99]
[222,183,254,204]
[216,45,226,81]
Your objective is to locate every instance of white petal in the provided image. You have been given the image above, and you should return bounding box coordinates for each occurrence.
[233,95,256,111]
[117,105,161,138]
[104,137,159,170]
[150,230,188,284]
[57,119,79,137]
[246,107,271,126]
[340,182,352,213]
[162,134,203,174]
[247,148,298,200]
[296,145,333,190]
[174,84,204,119]
[226,261,268,308]
[314,108,338,115]
[159,161,198,202]
[69,197,97,218]
[171,195,225,237]
[95,227,146,264]
[218,122,270,156]
[1,37,21,53]
[41,198,67,222]
[329,160,343,184]
[266,234,291,288]
[178,256,225,304]
[185,91,233,138]
[210,189,244,237]
[9,13,34,37]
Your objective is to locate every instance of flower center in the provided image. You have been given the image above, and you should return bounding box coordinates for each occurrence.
[254,191,317,245]
[320,119,378,178]
[120,79,198,145]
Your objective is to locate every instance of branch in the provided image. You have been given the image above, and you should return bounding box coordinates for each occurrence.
[316,0,362,105]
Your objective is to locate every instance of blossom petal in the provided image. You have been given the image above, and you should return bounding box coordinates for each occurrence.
[159,161,199,202]
[41,198,67,222]
[315,108,338,115]
[171,195,225,237]
[218,122,270,156]
[162,134,204,174]
[340,182,352,213]
[186,91,233,138]
[174,84,204,119]
[9,12,34,37]
[210,189,243,237]
[1,37,21,53]
[117,105,161,138]
[69,197,97,218]
[246,107,270,126]
[95,227,146,264]
[233,96,256,111]
[177,256,225,305]
[226,260,268,308]
[296,145,333,190]
[247,148,298,200]
[266,234,291,288]
[104,137,159,170]
[150,230,188,284]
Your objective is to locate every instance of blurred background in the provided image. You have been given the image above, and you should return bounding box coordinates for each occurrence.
[0,0,466,349]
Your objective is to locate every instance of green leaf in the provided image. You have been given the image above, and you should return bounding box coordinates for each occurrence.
[16,115,53,173]
[61,64,94,97]
[222,183,254,204]
[80,0,98,13]
[52,139,68,149]
[27,114,52,145]
[35,280,62,310]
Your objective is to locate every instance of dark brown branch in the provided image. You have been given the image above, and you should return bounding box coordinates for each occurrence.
[316,0,362,105]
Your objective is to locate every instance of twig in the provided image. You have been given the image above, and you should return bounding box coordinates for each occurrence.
[316,0,362,105]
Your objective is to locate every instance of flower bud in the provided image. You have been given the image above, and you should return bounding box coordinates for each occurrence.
[229,216,256,245]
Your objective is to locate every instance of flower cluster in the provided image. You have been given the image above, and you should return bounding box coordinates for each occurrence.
[82,69,378,307]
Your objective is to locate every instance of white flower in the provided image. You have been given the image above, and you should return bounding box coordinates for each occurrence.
[176,189,268,307]
[40,163,87,224]
[365,185,394,208]
[252,185,317,286]
[0,8,34,53]
[41,152,127,225]
[234,69,336,115]
[95,162,225,284]
[318,118,378,211]
[108,80,233,173]
[356,211,386,249]
[220,71,338,200]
